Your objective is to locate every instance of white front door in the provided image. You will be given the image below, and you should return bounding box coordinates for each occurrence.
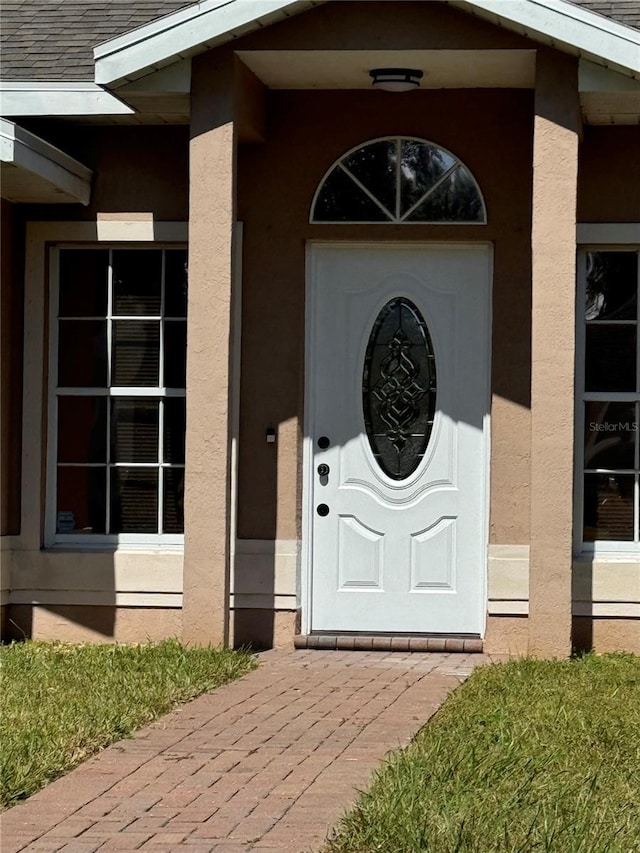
[306,244,491,635]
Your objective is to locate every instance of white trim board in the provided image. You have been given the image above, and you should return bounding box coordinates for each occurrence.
[0,83,135,117]
[93,0,640,88]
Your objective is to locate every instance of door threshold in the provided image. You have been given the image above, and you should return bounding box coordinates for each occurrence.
[293,634,483,653]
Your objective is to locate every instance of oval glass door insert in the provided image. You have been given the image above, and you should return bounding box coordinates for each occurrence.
[362,297,437,480]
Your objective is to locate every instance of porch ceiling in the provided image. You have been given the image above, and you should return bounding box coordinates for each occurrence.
[236,49,537,89]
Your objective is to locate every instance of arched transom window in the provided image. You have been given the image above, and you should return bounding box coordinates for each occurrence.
[311,137,486,225]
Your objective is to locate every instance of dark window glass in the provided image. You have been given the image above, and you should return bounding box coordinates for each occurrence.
[163,468,184,533]
[164,398,186,464]
[585,252,638,321]
[585,325,636,392]
[583,473,634,541]
[342,140,397,217]
[59,250,108,317]
[363,297,436,480]
[313,166,391,222]
[164,321,187,388]
[111,399,159,463]
[58,396,107,463]
[400,140,456,217]
[58,320,107,387]
[112,320,160,386]
[312,138,485,224]
[110,468,158,533]
[165,249,188,317]
[55,248,187,539]
[56,466,106,534]
[112,250,162,316]
[584,401,636,471]
[407,166,484,222]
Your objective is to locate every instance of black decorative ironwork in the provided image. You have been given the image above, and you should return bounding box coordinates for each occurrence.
[363,298,436,480]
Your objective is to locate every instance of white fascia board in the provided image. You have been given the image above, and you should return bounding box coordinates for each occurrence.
[0,118,93,205]
[450,0,640,77]
[94,0,317,86]
[0,82,135,117]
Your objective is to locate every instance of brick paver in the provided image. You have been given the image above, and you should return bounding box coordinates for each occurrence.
[1,650,499,853]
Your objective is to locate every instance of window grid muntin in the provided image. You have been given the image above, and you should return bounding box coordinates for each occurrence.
[310,135,487,226]
[580,248,640,548]
[54,246,186,541]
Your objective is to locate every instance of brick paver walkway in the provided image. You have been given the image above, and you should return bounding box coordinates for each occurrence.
[2,650,496,853]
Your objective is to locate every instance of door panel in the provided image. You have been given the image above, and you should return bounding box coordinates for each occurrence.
[307,244,491,634]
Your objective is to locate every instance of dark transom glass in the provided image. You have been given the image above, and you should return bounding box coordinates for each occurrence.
[311,137,486,224]
[362,298,436,480]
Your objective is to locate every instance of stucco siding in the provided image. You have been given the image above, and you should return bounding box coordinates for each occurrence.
[19,125,189,223]
[1,199,23,537]
[578,127,640,223]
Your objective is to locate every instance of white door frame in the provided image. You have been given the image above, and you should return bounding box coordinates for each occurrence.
[301,241,493,636]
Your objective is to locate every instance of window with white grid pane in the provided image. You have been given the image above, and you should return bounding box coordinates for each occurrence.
[579,248,640,549]
[51,247,187,544]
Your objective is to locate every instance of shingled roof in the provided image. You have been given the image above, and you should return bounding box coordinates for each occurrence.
[1,0,639,82]
[0,0,193,81]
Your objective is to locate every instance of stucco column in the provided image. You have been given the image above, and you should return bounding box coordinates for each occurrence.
[182,49,237,646]
[528,50,581,658]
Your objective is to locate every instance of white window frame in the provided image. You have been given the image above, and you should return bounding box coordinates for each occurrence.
[26,221,188,551]
[575,224,640,556]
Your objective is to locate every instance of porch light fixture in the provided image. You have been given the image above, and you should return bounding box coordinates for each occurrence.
[369,68,424,92]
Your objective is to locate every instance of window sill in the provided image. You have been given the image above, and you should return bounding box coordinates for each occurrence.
[46,539,184,553]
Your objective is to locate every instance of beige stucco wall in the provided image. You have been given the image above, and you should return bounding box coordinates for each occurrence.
[1,199,23,537]
[6,604,182,643]
[182,49,237,646]
[527,50,580,657]
[578,127,640,223]
[19,125,189,222]
[236,0,536,53]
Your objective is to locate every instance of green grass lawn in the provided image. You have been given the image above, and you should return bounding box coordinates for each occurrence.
[325,654,640,853]
[0,638,256,808]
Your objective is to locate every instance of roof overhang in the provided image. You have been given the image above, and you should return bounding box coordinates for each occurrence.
[0,119,92,205]
[93,0,640,89]
[94,0,322,87]
[0,82,135,118]
[448,0,640,78]
[579,60,640,123]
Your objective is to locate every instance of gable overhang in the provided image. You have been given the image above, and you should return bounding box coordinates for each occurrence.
[448,0,640,78]
[93,0,640,89]
[94,0,322,87]
[0,119,93,205]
